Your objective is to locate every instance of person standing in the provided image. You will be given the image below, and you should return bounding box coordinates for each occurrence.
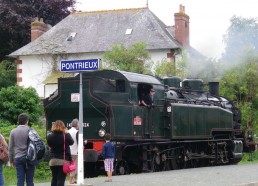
[47,120,74,186]
[141,88,155,107]
[9,113,35,186]
[68,119,79,184]
[102,133,115,182]
[0,133,8,186]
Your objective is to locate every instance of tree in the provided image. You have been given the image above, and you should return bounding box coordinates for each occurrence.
[221,15,258,133]
[104,42,152,74]
[154,60,176,78]
[154,50,220,84]
[154,50,188,79]
[0,85,43,125]
[220,50,258,130]
[175,52,188,80]
[0,0,76,61]
[222,16,258,64]
[0,60,16,90]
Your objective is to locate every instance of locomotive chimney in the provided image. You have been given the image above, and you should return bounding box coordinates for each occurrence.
[208,82,219,96]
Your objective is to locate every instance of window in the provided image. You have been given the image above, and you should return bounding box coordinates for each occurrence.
[125,29,133,35]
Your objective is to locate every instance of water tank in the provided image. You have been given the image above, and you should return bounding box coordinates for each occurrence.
[182,79,204,91]
[163,76,181,88]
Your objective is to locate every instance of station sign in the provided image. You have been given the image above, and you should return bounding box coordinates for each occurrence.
[60,59,99,72]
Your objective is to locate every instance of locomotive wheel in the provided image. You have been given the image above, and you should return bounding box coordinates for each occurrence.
[151,152,167,172]
[115,160,129,175]
[161,153,172,171]
[190,159,198,168]
[171,159,179,170]
[169,148,182,170]
[177,154,186,169]
[151,153,160,172]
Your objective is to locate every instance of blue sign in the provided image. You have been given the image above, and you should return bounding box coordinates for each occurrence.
[60,59,99,72]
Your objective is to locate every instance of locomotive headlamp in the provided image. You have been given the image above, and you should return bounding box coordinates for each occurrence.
[98,129,106,137]
[167,106,171,112]
[101,121,106,127]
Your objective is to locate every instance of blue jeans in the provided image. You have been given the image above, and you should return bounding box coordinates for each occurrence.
[0,161,4,186]
[15,157,35,186]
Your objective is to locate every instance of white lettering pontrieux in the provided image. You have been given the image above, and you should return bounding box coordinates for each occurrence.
[60,59,99,72]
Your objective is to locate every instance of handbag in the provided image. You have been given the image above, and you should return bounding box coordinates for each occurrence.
[63,160,76,174]
[62,134,77,174]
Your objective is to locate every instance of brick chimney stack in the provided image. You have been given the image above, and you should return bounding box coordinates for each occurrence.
[174,4,190,48]
[31,18,49,41]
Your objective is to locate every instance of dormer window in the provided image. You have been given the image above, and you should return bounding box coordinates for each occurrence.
[66,32,77,41]
[125,29,132,35]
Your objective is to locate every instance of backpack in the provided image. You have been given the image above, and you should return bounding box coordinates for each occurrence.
[26,128,45,165]
[0,135,9,163]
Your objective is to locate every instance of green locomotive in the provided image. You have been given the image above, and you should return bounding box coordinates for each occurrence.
[44,70,252,177]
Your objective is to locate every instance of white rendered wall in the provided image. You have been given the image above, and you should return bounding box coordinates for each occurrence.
[19,50,173,98]
[19,55,51,98]
[20,53,105,98]
[149,49,171,64]
[44,84,58,98]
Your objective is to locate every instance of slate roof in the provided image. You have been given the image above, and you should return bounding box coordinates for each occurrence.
[9,7,181,57]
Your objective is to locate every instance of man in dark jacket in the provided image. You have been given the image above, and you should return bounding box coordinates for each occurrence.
[141,89,155,107]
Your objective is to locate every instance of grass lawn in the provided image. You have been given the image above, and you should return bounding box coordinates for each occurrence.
[239,151,258,164]
[3,162,51,186]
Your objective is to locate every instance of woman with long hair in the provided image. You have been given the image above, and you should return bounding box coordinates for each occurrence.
[47,120,74,186]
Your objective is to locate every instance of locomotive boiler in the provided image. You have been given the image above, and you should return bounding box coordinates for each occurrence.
[44,70,250,177]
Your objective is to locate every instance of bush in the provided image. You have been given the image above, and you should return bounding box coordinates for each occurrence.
[0,85,43,125]
[1,124,51,184]
[0,123,15,143]
[0,123,47,142]
[0,60,16,90]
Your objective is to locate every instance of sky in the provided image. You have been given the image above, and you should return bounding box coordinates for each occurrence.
[75,0,258,59]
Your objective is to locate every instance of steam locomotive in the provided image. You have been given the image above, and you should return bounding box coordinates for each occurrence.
[44,70,252,177]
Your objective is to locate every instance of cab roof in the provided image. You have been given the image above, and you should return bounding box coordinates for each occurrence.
[81,70,162,85]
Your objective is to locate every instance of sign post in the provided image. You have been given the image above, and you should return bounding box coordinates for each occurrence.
[60,59,99,185]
